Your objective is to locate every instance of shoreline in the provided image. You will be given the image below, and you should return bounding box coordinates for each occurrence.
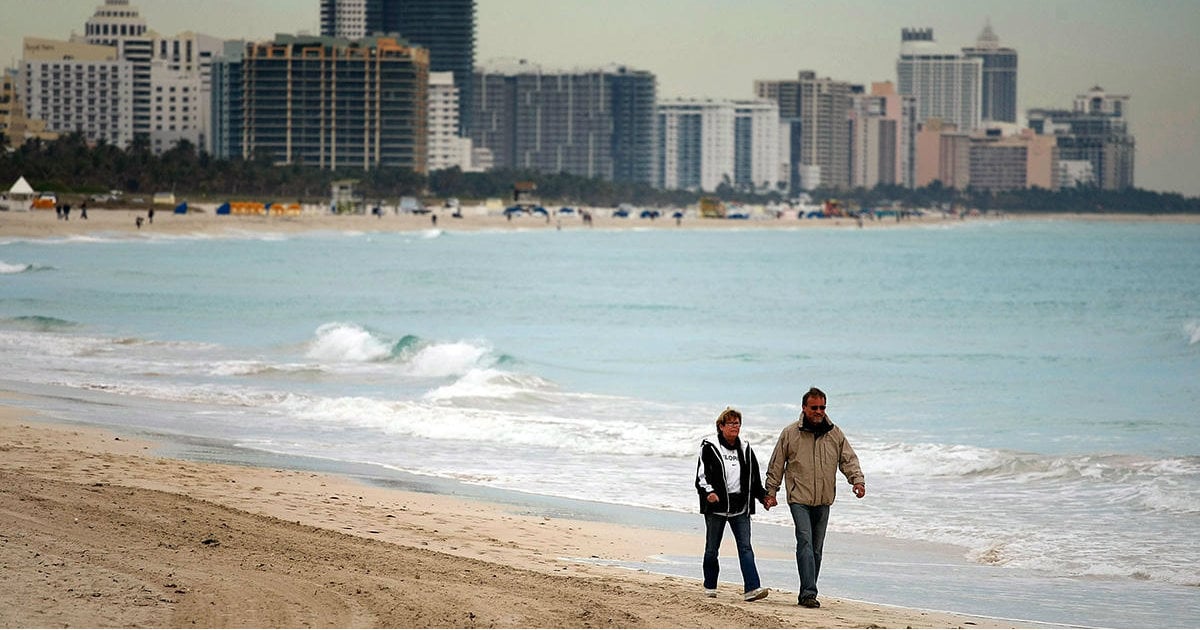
[3,205,1199,240]
[0,394,1039,628]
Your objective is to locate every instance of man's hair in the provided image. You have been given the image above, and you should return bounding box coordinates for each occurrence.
[802,387,826,407]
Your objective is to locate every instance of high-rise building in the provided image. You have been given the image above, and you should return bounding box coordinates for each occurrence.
[320,0,475,135]
[849,81,915,189]
[1,69,60,146]
[733,100,781,193]
[967,125,1058,192]
[427,71,477,171]
[321,0,377,39]
[20,37,133,148]
[472,59,657,185]
[755,70,856,191]
[914,118,966,189]
[209,41,244,161]
[1027,86,1134,190]
[81,0,151,142]
[962,20,1018,124]
[145,33,225,154]
[915,121,1058,191]
[656,99,735,192]
[654,98,779,193]
[897,28,983,133]
[218,34,428,171]
[80,0,223,153]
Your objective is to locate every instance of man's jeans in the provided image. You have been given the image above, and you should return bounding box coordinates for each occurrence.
[789,503,830,599]
[702,511,761,593]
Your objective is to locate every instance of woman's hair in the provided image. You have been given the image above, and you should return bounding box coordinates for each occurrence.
[716,406,742,427]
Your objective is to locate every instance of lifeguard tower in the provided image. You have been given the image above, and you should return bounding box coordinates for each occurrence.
[331,180,364,214]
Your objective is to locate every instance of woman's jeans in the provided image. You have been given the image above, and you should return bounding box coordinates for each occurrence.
[789,503,830,599]
[702,511,761,592]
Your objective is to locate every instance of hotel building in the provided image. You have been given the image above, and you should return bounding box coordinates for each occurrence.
[897,28,983,133]
[472,59,657,185]
[78,0,223,153]
[850,81,917,189]
[212,34,429,172]
[656,99,735,192]
[967,126,1058,192]
[320,0,476,135]
[427,71,477,171]
[755,70,856,191]
[962,21,1018,124]
[20,37,133,148]
[1027,86,1134,190]
[733,100,781,193]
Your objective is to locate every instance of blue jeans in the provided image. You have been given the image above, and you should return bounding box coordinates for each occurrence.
[789,503,830,599]
[702,511,761,593]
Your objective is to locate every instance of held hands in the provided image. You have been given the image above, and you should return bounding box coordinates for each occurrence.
[707,492,719,503]
[853,483,866,499]
[762,495,778,510]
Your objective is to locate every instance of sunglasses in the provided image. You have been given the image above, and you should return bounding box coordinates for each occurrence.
[808,405,826,411]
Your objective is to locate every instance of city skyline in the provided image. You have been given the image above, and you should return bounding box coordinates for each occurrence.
[1,0,1197,196]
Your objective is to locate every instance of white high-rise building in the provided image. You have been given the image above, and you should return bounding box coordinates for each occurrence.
[325,0,370,39]
[80,0,151,142]
[147,32,224,153]
[656,99,736,192]
[21,37,134,148]
[75,0,222,153]
[427,71,474,170]
[897,28,982,132]
[732,100,780,193]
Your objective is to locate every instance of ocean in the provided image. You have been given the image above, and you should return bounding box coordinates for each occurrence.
[2,217,1198,627]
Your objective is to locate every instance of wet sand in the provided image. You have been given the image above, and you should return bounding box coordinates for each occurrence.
[0,399,1030,628]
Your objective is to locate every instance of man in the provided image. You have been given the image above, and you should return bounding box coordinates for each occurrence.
[763,387,865,609]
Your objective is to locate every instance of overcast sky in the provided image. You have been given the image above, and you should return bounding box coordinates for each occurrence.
[3,0,1197,196]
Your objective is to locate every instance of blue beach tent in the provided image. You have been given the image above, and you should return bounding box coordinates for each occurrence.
[216,202,231,215]
[174,201,188,214]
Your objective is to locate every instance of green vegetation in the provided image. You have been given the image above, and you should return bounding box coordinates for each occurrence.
[3,132,1197,213]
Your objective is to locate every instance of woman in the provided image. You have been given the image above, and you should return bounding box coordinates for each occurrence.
[694,407,770,601]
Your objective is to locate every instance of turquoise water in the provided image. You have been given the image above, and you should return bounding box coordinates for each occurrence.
[2,218,1198,626]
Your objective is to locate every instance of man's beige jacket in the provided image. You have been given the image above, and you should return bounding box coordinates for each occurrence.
[764,418,864,506]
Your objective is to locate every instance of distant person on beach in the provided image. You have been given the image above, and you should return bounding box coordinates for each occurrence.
[695,407,771,602]
[764,387,865,609]
[80,201,88,220]
[148,207,155,224]
[135,216,144,229]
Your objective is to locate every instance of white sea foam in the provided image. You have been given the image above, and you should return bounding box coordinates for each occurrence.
[0,260,31,274]
[306,322,394,362]
[863,441,1017,477]
[206,360,321,377]
[404,341,491,377]
[423,367,549,399]
[1185,320,1200,345]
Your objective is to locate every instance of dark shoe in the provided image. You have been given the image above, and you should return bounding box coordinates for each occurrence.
[799,596,821,608]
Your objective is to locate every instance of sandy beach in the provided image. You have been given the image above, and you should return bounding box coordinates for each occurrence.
[5,203,1194,240]
[6,205,1188,628]
[0,205,910,238]
[0,397,1036,629]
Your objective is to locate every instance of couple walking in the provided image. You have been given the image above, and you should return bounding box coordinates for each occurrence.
[694,387,866,608]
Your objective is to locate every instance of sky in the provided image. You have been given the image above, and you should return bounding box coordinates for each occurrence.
[2,0,1198,196]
